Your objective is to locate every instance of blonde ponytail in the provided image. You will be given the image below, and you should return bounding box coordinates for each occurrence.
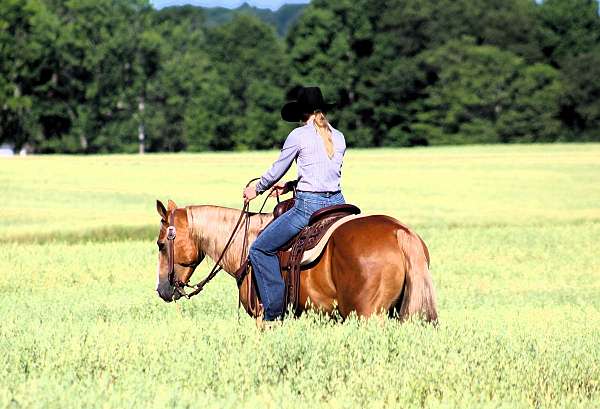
[311,111,334,158]
[303,110,329,126]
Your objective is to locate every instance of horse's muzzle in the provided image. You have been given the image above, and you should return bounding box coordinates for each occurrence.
[157,281,176,302]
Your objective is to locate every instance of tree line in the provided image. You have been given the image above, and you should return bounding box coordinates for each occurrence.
[1,0,599,153]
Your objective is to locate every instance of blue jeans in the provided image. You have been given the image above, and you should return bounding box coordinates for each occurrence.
[249,191,345,320]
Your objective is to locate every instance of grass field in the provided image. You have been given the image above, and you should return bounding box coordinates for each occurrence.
[1,144,599,408]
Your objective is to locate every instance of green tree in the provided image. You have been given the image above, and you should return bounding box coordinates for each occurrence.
[497,63,563,143]
[558,48,600,140]
[538,0,600,67]
[0,0,29,148]
[1,0,596,151]
[142,6,211,152]
[287,0,377,147]
[0,0,155,153]
[412,38,563,145]
[0,0,59,150]
[184,80,239,151]
[537,0,600,139]
[189,14,290,150]
[54,0,155,153]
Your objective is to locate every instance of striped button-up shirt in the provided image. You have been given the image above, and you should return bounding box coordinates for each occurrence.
[255,122,346,194]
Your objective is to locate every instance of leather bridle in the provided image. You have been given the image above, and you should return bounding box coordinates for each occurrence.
[165,211,178,287]
[164,177,273,301]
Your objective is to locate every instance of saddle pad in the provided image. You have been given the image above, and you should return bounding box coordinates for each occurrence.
[300,214,369,266]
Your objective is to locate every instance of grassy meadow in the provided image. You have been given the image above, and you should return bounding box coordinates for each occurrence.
[1,144,599,408]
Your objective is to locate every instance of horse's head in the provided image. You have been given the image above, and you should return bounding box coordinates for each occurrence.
[155,199,204,302]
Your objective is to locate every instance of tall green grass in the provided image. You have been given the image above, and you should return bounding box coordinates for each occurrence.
[1,144,599,408]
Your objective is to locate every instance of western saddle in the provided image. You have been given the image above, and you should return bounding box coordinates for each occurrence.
[236,196,360,319]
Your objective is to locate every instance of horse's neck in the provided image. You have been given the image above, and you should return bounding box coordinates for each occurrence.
[187,205,274,275]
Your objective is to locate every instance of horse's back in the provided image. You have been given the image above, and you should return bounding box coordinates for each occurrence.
[329,215,415,270]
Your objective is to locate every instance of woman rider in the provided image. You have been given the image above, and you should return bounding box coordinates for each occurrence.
[242,86,346,322]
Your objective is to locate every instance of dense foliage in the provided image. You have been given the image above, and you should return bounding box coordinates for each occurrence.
[1,0,599,152]
[201,3,306,36]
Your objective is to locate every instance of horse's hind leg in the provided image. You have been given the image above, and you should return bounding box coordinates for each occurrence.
[388,283,406,319]
[339,289,399,319]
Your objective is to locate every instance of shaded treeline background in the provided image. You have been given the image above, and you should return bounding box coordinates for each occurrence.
[1,0,599,153]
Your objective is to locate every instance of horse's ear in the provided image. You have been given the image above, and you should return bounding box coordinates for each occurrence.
[167,200,177,211]
[156,200,167,220]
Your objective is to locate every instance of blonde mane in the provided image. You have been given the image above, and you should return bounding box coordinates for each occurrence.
[186,205,274,274]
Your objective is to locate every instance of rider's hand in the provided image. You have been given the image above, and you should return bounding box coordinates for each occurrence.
[269,181,288,198]
[243,186,258,203]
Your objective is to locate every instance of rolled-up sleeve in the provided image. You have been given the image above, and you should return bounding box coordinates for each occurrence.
[255,130,300,194]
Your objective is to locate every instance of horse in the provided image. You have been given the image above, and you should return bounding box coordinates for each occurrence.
[154,199,437,322]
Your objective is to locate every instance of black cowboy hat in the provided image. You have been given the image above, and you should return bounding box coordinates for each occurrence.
[281,86,336,122]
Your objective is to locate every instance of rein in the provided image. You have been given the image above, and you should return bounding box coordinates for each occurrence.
[166,178,272,301]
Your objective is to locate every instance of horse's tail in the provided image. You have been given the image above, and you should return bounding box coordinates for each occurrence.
[396,228,438,323]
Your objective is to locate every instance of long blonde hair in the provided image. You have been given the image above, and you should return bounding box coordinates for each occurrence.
[304,110,334,158]
[303,110,329,128]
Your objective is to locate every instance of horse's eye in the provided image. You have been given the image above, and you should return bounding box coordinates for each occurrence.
[157,241,165,251]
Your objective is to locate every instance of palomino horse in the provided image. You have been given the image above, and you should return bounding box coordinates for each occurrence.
[155,199,437,322]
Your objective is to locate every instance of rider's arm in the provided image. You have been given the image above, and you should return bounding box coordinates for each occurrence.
[255,130,300,194]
